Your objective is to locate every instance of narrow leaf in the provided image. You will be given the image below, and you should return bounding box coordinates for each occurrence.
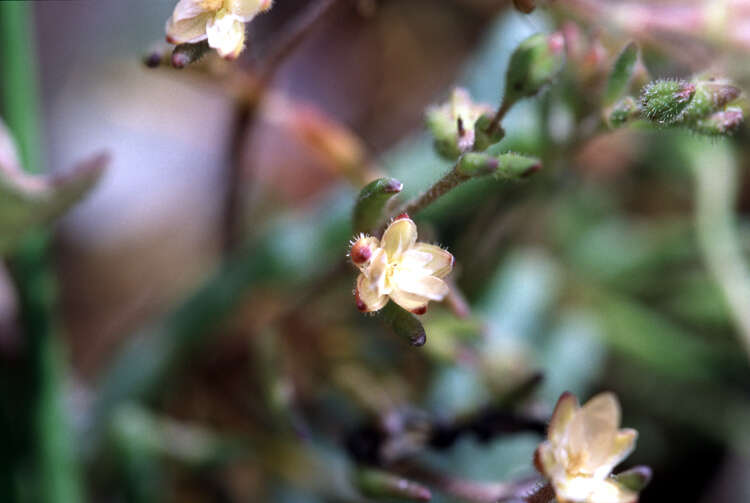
[604,42,639,107]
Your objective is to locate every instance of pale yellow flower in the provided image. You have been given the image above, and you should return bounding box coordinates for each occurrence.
[349,215,454,314]
[535,392,639,503]
[165,0,272,59]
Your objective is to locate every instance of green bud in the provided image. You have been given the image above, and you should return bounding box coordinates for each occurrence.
[504,32,566,108]
[352,178,403,233]
[606,96,640,128]
[614,466,652,492]
[604,42,639,107]
[171,40,210,69]
[473,114,506,152]
[640,79,695,124]
[457,150,541,180]
[380,302,426,346]
[354,468,432,501]
[677,78,741,123]
[457,152,500,177]
[691,106,743,136]
[425,88,492,161]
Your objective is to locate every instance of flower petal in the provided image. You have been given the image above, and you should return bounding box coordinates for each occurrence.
[572,393,622,474]
[549,391,580,444]
[382,217,417,260]
[388,288,429,313]
[393,270,448,301]
[166,13,211,44]
[172,0,213,22]
[227,0,273,20]
[408,243,454,277]
[596,428,637,478]
[206,12,246,58]
[556,477,635,503]
[356,274,388,312]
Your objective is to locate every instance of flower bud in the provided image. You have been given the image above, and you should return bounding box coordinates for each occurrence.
[352,177,403,233]
[677,78,741,123]
[349,234,379,267]
[503,32,566,108]
[606,96,640,129]
[640,79,695,124]
[691,106,743,136]
[457,151,541,179]
[425,88,492,161]
[473,114,506,152]
[171,40,211,69]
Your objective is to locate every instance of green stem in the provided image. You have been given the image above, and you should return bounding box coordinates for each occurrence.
[0,4,82,503]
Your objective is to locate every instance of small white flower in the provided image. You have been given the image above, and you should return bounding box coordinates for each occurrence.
[535,392,639,503]
[349,215,454,314]
[165,0,272,59]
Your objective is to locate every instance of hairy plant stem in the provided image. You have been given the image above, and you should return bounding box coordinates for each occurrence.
[0,3,82,502]
[395,164,469,219]
[487,99,511,135]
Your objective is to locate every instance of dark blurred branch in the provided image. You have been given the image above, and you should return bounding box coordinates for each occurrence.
[222,0,340,251]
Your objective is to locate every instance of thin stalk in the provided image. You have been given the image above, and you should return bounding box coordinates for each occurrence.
[395,164,469,218]
[0,4,82,503]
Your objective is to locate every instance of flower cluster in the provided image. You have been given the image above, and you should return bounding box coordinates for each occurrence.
[535,392,639,503]
[349,215,454,315]
[165,0,273,59]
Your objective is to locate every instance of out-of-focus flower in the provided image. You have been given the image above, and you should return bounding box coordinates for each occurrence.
[425,88,493,160]
[165,0,273,59]
[534,392,639,503]
[349,215,453,314]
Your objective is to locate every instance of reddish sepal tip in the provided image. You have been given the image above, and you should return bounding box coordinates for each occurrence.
[522,163,542,178]
[350,243,372,264]
[395,212,410,221]
[354,290,368,312]
[411,306,427,315]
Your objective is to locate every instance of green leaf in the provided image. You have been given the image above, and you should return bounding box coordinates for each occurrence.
[604,42,639,107]
[352,177,402,233]
[0,120,106,256]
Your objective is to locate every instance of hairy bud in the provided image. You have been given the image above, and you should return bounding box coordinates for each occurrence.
[640,79,695,124]
[607,96,640,128]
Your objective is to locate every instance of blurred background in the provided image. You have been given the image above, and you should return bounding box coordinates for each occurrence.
[2,0,750,501]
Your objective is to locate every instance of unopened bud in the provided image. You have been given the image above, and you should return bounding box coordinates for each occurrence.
[614,466,653,492]
[426,88,492,161]
[677,78,741,123]
[349,234,378,267]
[692,106,743,136]
[354,468,432,501]
[473,114,506,152]
[352,177,403,233]
[504,32,566,108]
[171,40,211,69]
[640,79,695,124]
[458,150,541,180]
[606,96,640,128]
[380,302,426,346]
[512,0,536,14]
